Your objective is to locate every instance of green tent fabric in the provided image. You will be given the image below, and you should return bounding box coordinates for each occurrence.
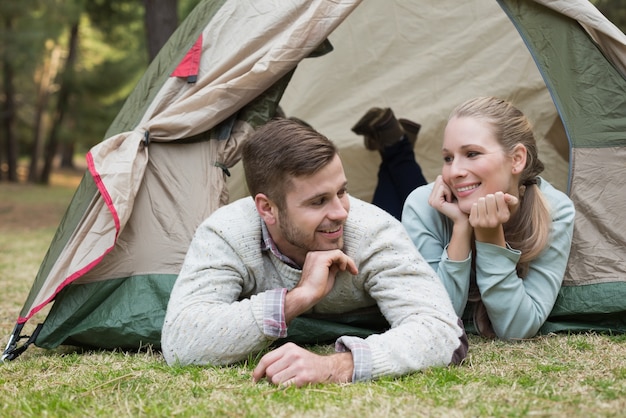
[497,1,626,333]
[3,0,626,361]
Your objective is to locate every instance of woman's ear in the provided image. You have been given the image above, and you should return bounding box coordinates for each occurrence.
[511,144,528,174]
[254,193,278,225]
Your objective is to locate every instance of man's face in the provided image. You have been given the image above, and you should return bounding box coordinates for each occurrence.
[272,154,350,267]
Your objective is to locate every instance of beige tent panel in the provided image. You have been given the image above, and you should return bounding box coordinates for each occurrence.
[75,122,252,284]
[227,0,570,202]
[565,146,626,286]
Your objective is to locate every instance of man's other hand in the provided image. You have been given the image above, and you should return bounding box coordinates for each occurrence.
[252,342,353,387]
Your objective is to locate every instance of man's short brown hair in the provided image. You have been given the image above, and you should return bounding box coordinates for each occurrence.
[242,118,339,209]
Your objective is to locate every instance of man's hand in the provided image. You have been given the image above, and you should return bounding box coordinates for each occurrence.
[285,250,357,322]
[252,342,353,387]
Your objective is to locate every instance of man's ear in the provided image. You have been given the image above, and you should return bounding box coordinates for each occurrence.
[254,193,278,225]
[511,144,528,174]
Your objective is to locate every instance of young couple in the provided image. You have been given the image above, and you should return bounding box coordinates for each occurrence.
[161,97,574,386]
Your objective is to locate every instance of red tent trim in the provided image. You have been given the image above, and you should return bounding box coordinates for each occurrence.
[171,34,203,82]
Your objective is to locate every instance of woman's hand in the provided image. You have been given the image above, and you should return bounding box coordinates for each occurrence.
[470,192,519,246]
[428,175,468,224]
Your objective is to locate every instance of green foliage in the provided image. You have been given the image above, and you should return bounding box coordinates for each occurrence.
[85,0,143,37]
[592,0,626,32]
[180,0,204,20]
[0,1,48,66]
[0,1,51,156]
[0,0,153,162]
[68,11,146,148]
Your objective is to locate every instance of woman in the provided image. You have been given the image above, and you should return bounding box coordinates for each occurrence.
[402,97,575,339]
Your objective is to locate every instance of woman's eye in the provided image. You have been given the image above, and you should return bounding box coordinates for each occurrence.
[443,156,452,163]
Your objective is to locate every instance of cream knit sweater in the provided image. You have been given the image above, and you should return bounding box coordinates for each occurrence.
[162,196,467,381]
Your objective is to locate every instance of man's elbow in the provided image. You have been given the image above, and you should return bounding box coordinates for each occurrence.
[161,328,251,367]
[161,339,238,367]
[448,317,469,366]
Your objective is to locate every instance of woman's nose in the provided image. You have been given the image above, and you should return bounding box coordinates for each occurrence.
[448,158,466,178]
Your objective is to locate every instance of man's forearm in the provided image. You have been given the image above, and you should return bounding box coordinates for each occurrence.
[284,287,316,324]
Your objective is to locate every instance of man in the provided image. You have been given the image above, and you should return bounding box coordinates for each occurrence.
[161,118,467,386]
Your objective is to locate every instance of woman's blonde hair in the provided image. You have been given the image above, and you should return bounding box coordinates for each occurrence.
[450,97,552,276]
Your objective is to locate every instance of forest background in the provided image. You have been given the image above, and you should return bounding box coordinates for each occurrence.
[0,0,200,184]
[0,0,625,185]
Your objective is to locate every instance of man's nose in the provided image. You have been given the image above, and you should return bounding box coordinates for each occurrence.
[327,196,348,220]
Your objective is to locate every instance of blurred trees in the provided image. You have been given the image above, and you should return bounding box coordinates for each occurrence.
[593,0,626,32]
[144,0,179,61]
[0,0,199,184]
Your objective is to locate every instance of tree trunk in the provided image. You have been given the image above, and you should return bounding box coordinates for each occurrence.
[40,22,79,184]
[28,45,63,182]
[2,16,19,182]
[60,141,75,169]
[143,0,178,62]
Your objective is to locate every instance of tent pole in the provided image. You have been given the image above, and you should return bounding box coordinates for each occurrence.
[2,323,42,362]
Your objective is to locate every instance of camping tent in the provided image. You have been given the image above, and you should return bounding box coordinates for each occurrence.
[4,0,626,361]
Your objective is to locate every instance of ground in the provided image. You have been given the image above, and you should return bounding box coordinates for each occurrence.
[0,168,83,230]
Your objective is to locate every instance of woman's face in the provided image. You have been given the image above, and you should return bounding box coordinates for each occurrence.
[441,116,520,214]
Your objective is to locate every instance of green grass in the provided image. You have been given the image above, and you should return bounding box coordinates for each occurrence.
[1,180,626,417]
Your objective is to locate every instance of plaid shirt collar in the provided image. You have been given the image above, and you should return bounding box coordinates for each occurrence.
[261,220,301,270]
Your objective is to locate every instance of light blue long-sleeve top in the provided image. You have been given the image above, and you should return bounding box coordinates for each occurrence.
[402,177,575,339]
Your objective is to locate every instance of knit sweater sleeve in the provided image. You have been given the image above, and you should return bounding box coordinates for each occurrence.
[338,198,468,381]
[161,199,286,366]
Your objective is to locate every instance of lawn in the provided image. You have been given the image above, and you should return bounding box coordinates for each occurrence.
[1,173,625,417]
